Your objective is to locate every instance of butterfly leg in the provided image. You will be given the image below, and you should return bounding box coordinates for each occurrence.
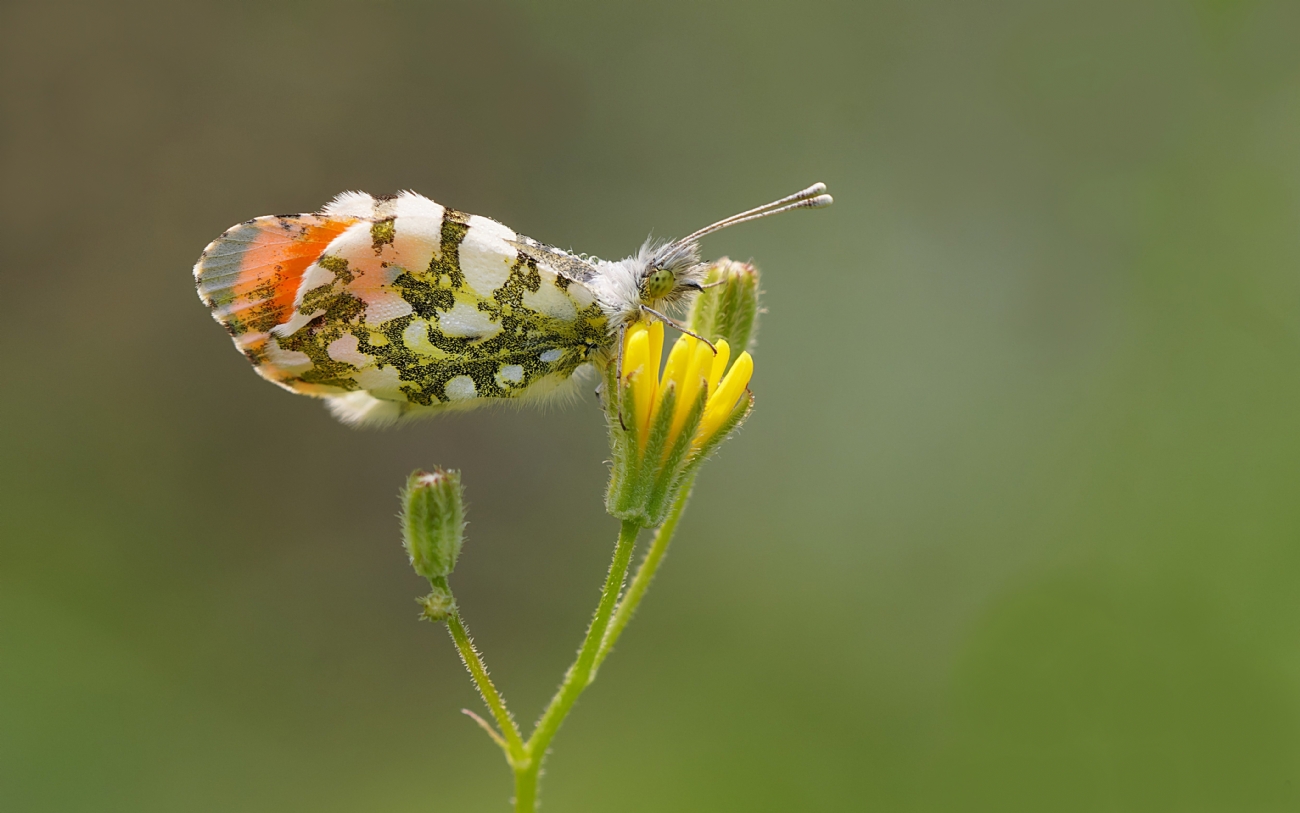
[638,305,718,353]
[681,280,725,291]
[614,322,627,383]
[613,322,629,431]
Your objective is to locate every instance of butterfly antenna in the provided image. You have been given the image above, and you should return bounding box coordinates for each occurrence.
[671,182,833,247]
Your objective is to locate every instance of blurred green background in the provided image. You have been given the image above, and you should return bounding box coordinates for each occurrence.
[3,1,1299,810]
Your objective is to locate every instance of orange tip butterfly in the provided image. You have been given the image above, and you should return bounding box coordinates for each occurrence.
[194,183,831,426]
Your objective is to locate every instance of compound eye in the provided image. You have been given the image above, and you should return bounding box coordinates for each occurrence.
[644,267,675,300]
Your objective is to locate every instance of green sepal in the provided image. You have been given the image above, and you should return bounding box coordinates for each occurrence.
[638,381,680,492]
[605,368,642,523]
[605,364,715,527]
[643,382,708,525]
[606,371,683,526]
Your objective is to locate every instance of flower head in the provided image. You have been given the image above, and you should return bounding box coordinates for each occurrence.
[604,260,760,527]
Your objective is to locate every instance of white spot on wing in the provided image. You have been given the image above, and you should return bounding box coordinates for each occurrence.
[496,364,524,387]
[362,293,413,325]
[566,279,597,309]
[522,273,578,322]
[293,261,335,309]
[387,213,443,280]
[274,307,323,338]
[264,339,313,374]
[353,365,403,400]
[531,257,596,309]
[445,375,477,401]
[539,348,563,363]
[327,333,372,367]
[438,300,501,340]
[317,222,414,325]
[459,216,516,294]
[403,319,449,358]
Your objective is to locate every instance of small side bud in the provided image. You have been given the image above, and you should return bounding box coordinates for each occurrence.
[401,468,466,580]
[689,259,760,351]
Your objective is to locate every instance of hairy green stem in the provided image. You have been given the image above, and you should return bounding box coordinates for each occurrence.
[514,519,640,810]
[440,515,679,811]
[513,766,536,813]
[444,607,526,763]
[595,475,695,671]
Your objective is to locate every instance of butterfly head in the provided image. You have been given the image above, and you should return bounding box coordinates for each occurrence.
[652,182,831,307]
[642,263,684,301]
[637,238,706,306]
[596,182,832,328]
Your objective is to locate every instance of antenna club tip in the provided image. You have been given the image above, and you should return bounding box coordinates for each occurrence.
[806,182,828,195]
[809,194,833,208]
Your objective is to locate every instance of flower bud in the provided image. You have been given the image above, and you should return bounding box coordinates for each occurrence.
[688,258,760,350]
[401,468,465,581]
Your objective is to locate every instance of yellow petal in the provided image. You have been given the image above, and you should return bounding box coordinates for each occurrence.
[698,351,753,443]
[706,340,730,398]
[647,321,665,382]
[671,339,714,442]
[623,325,652,440]
[651,334,694,442]
[644,321,665,433]
[623,323,648,385]
[659,333,694,393]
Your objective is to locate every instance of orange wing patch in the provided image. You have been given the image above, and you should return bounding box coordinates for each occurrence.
[194,214,355,370]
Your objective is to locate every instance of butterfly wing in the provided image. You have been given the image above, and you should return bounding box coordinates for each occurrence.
[194,191,610,425]
[194,212,358,386]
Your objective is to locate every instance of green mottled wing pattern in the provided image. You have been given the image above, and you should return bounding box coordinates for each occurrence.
[195,191,611,425]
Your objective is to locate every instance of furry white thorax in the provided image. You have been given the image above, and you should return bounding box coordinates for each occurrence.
[588,238,706,328]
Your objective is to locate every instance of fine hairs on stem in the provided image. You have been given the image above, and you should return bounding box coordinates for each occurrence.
[432,501,694,812]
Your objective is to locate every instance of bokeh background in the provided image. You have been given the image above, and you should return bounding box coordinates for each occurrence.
[3,1,1299,810]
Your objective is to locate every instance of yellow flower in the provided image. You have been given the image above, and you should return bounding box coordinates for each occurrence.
[604,319,755,527]
[620,320,754,452]
[603,258,762,527]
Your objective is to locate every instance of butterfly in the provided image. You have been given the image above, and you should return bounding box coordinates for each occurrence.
[194,183,832,426]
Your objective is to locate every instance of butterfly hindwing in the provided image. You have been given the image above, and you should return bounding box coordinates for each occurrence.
[195,192,610,425]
